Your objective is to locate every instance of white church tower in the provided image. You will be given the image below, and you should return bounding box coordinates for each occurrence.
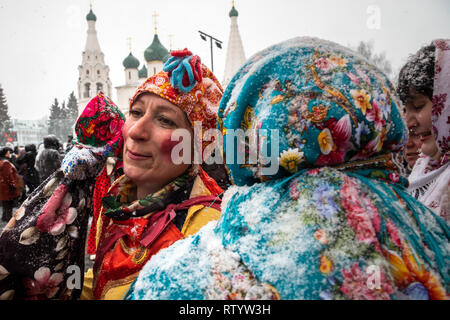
[222,1,246,87]
[77,5,112,115]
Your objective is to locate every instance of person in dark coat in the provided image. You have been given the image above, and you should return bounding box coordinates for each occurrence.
[16,144,40,195]
[35,135,61,182]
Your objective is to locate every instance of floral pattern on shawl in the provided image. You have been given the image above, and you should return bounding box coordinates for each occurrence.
[216,167,448,300]
[432,39,450,157]
[74,92,124,156]
[218,37,406,186]
[127,167,449,300]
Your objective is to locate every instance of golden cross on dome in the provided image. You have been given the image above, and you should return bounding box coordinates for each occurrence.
[168,34,174,50]
[127,37,132,52]
[152,11,159,34]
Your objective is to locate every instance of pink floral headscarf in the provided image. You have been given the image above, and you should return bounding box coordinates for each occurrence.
[432,39,450,156]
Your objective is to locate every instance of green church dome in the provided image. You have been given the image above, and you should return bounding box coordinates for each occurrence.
[86,9,97,21]
[144,34,170,62]
[123,52,140,69]
[229,6,238,17]
[139,65,148,78]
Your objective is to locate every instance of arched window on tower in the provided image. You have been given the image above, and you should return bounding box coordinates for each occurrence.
[129,71,131,80]
[86,70,89,76]
[153,67,156,75]
[84,83,91,98]
[96,82,103,93]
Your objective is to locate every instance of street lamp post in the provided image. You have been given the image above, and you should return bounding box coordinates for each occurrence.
[198,30,222,73]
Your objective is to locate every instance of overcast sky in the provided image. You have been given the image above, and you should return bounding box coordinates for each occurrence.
[0,0,449,120]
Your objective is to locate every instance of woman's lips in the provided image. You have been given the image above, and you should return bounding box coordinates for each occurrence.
[405,152,419,160]
[127,150,152,160]
[406,150,419,156]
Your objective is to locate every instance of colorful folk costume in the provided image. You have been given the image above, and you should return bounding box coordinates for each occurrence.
[80,49,225,300]
[408,39,450,220]
[126,38,449,300]
[0,93,125,300]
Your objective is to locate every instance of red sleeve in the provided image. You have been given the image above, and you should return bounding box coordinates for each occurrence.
[4,161,19,189]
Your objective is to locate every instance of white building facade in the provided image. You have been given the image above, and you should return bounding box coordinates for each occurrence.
[11,119,48,146]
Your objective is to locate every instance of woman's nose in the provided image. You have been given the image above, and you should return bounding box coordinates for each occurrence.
[405,138,415,148]
[127,117,151,141]
[405,113,418,130]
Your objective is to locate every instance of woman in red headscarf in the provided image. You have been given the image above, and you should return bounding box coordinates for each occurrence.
[81,49,225,300]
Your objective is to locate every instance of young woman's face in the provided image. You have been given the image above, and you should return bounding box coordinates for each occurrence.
[404,92,440,159]
[404,130,422,168]
[123,93,193,196]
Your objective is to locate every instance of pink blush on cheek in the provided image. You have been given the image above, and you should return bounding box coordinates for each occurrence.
[160,137,182,159]
[122,122,129,141]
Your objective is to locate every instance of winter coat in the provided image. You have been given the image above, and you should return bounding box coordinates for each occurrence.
[35,148,61,182]
[16,151,40,190]
[0,159,21,201]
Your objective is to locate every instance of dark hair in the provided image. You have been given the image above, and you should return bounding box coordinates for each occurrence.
[0,147,11,158]
[397,43,435,103]
[25,143,37,153]
[43,135,60,149]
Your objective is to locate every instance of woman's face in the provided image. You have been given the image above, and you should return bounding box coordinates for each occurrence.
[404,92,440,159]
[404,130,421,168]
[123,93,193,196]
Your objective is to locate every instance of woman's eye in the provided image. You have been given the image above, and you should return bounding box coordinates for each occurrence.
[414,104,425,110]
[130,109,142,117]
[158,116,176,127]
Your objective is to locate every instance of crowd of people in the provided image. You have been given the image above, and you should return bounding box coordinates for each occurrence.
[0,37,448,300]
